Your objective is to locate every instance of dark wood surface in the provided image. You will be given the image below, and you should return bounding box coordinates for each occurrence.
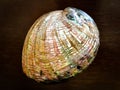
[0,0,120,90]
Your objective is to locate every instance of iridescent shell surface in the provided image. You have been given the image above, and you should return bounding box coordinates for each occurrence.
[22,7,100,82]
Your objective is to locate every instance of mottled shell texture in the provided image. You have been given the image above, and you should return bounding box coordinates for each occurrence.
[22,7,99,82]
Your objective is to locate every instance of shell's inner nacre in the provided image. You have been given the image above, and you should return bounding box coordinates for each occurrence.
[22,7,99,82]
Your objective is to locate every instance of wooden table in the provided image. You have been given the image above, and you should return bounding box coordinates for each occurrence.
[0,0,120,90]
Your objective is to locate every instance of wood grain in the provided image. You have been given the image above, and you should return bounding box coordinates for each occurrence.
[0,0,120,90]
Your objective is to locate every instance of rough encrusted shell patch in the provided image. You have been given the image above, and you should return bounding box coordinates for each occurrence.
[22,7,100,82]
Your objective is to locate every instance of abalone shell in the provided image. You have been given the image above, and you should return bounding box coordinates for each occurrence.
[22,7,100,82]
